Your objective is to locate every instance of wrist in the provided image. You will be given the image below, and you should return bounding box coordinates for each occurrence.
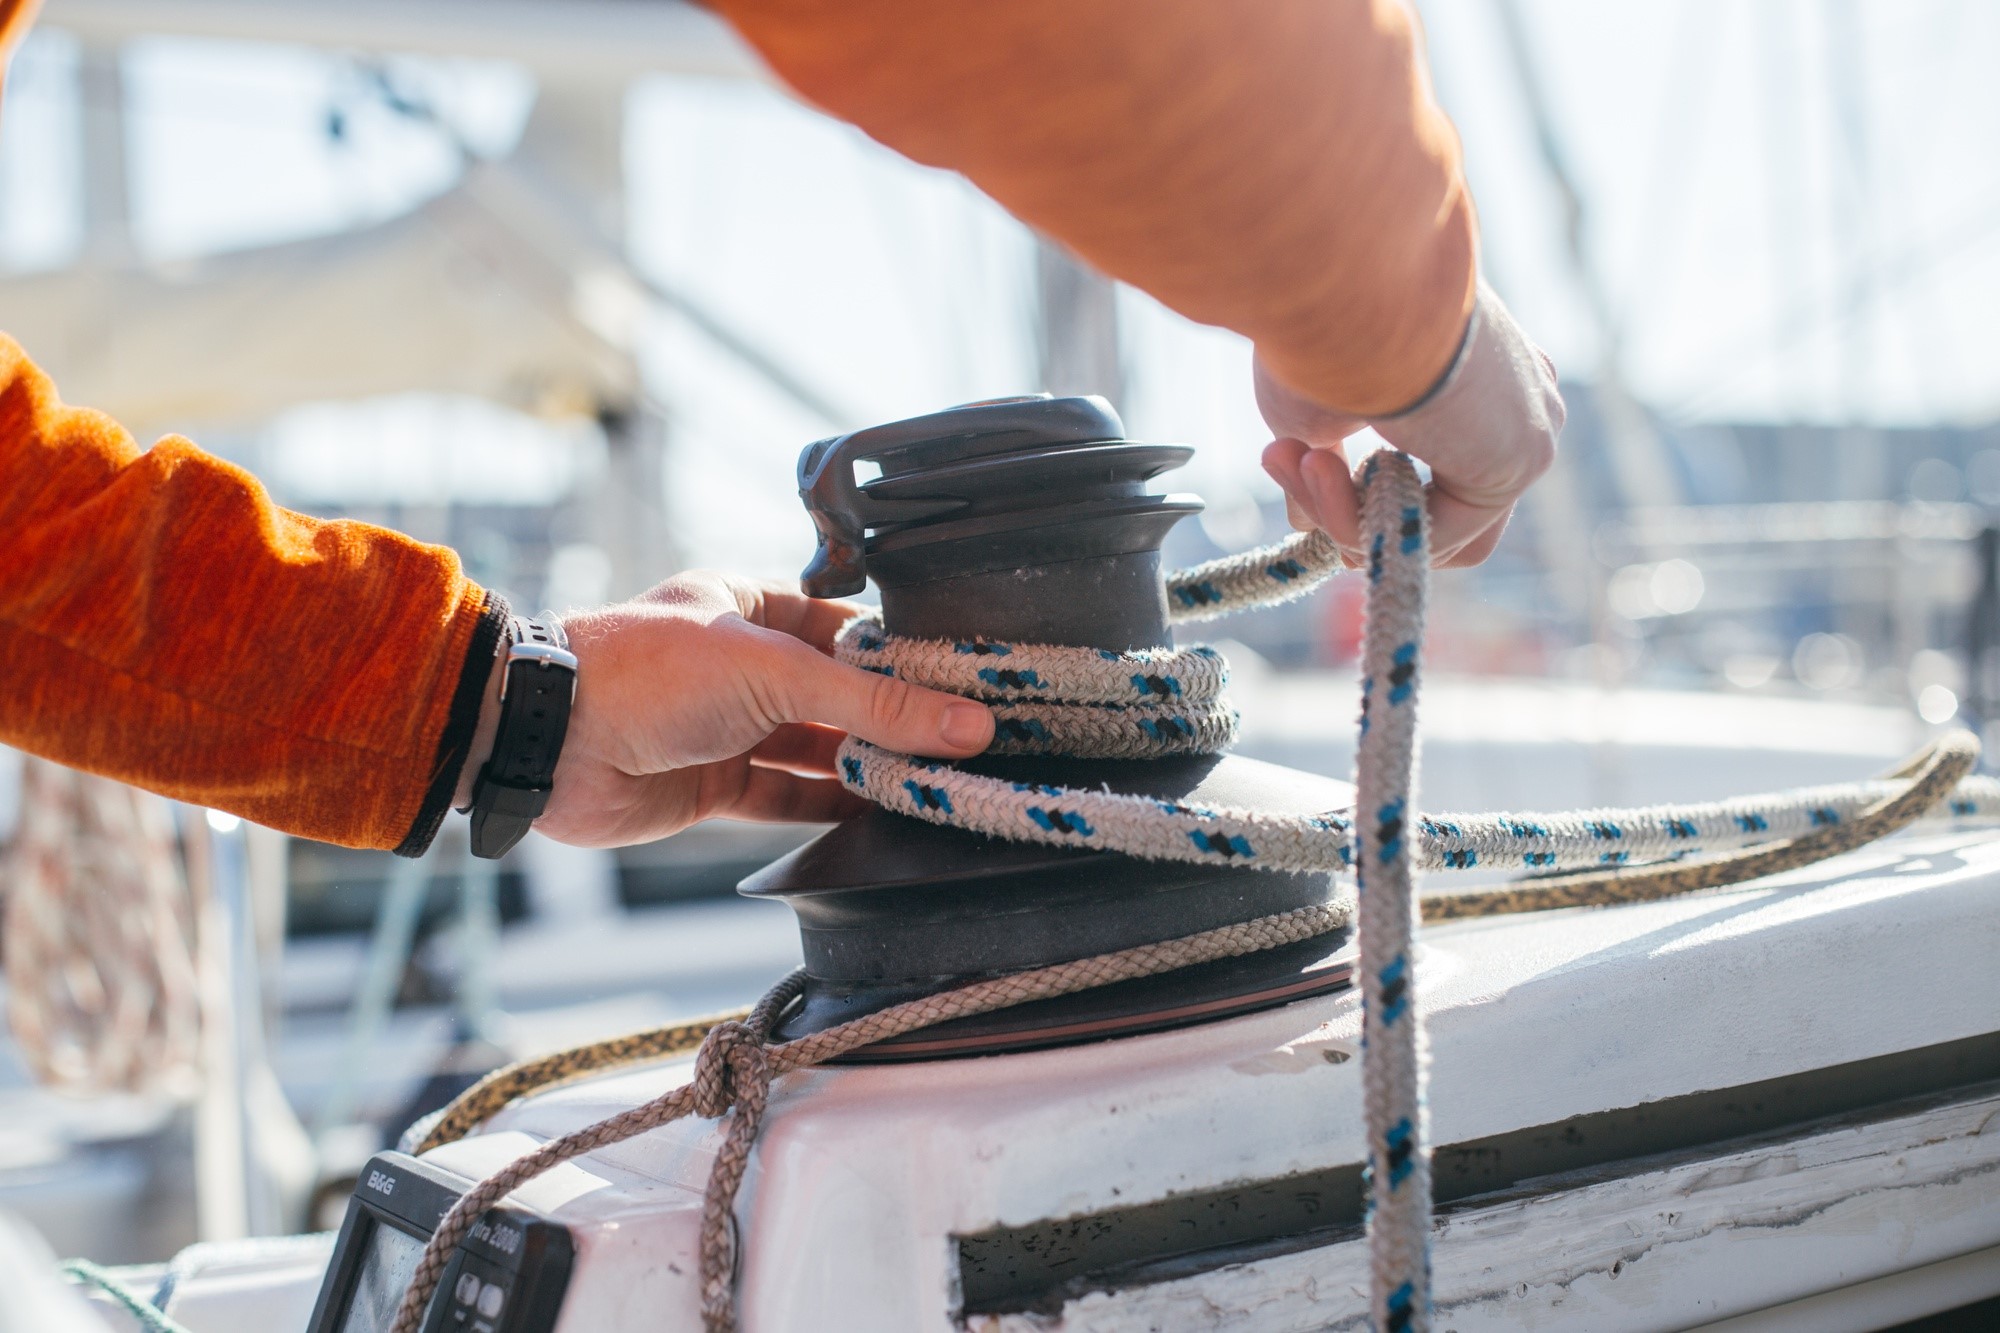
[1370,290,1482,423]
[463,614,579,858]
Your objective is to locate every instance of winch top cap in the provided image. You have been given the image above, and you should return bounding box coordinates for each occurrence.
[798,395,1134,598]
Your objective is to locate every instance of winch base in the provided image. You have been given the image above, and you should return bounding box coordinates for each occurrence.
[770,929,1353,1061]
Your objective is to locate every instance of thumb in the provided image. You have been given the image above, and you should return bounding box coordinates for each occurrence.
[767,638,994,758]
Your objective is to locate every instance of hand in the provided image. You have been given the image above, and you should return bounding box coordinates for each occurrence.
[1256,279,1564,568]
[463,571,995,848]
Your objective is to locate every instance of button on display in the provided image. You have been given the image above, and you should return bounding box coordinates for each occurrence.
[455,1274,481,1306]
[476,1282,505,1319]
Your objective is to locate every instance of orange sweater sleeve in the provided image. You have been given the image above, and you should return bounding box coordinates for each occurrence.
[0,336,505,852]
[712,0,1478,416]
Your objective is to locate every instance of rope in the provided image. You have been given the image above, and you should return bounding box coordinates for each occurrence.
[414,1004,763,1155]
[1352,456,1430,1330]
[1167,527,1348,622]
[3,760,203,1097]
[1424,731,1977,920]
[389,902,1351,1333]
[393,452,1990,1333]
[57,1259,196,1333]
[836,625,1237,758]
[411,741,1982,1162]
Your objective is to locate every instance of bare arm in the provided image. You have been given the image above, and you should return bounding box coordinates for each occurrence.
[714,0,1479,416]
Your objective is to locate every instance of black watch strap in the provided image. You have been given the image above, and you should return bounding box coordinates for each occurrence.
[468,615,577,859]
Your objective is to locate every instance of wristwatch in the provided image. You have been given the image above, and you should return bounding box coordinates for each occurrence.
[467,614,578,859]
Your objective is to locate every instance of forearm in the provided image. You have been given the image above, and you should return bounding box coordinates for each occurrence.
[0,336,504,852]
[0,2,39,65]
[716,0,1477,415]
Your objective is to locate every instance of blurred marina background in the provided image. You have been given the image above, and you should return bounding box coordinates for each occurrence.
[1,0,1997,1261]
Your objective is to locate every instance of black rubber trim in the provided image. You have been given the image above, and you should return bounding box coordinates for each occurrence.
[395,590,510,858]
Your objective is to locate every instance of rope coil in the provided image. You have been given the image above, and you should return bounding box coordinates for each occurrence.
[394,453,1989,1333]
[3,760,203,1097]
[836,624,1238,758]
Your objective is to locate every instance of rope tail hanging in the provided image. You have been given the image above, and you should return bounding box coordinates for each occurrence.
[1352,453,1433,1332]
[395,450,1990,1333]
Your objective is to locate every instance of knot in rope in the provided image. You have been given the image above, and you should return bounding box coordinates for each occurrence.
[689,1020,768,1121]
[690,1021,773,1333]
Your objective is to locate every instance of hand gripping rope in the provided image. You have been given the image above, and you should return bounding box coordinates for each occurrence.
[395,452,1990,1333]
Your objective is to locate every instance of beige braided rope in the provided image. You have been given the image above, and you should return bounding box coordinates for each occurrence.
[415,1005,758,1155]
[388,900,1351,1333]
[3,759,202,1096]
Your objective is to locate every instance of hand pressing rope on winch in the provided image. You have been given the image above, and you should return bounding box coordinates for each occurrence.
[397,451,1987,1333]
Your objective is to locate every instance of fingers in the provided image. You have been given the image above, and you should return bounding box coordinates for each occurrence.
[1425,487,1514,566]
[723,577,869,654]
[587,763,865,840]
[1266,436,1526,568]
[720,765,870,824]
[1263,438,1363,562]
[766,638,994,758]
[1433,507,1511,568]
[1297,447,1363,551]
[749,722,846,776]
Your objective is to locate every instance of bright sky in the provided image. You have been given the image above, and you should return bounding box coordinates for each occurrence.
[1,1,1996,578]
[1423,0,2000,427]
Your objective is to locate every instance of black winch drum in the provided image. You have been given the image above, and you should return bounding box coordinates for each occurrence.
[740,396,1355,1059]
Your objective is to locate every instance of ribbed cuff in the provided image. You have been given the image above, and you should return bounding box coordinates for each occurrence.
[395,590,511,858]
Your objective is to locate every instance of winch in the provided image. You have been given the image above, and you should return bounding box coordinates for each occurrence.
[741,394,1355,1058]
[286,398,2000,1333]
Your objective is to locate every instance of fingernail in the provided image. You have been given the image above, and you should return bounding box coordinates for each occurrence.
[941,702,992,750]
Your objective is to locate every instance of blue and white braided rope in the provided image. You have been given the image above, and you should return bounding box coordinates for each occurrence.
[1166,528,1348,623]
[835,622,1237,758]
[1352,453,1432,1331]
[830,451,2000,1332]
[839,744,2000,876]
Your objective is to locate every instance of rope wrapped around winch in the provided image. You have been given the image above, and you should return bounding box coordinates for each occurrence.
[394,452,1987,1333]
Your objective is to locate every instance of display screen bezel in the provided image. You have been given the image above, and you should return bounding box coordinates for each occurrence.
[335,1211,433,1333]
[304,1150,574,1333]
